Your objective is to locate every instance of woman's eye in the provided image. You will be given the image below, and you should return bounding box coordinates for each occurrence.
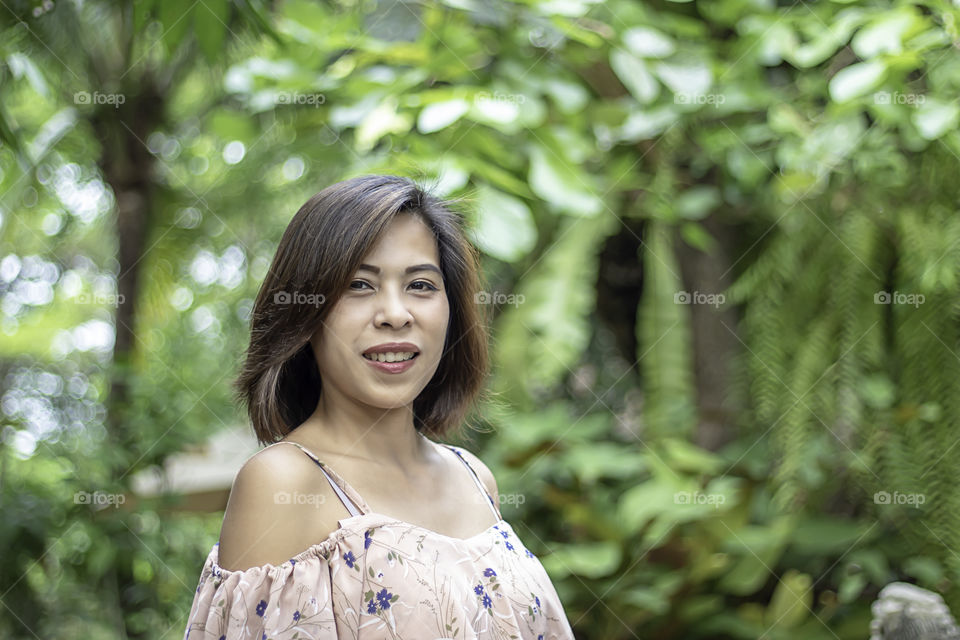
[410,280,438,291]
[349,280,437,291]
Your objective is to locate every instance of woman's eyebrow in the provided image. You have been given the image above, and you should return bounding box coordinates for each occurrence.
[357,263,442,277]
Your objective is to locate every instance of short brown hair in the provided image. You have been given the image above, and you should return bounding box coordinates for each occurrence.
[234,175,490,445]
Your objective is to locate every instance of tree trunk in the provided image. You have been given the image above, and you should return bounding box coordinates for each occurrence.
[92,78,165,640]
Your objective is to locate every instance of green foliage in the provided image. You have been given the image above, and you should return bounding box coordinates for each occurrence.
[2,0,960,637]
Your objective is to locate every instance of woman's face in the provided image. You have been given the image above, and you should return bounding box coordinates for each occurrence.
[309,212,450,410]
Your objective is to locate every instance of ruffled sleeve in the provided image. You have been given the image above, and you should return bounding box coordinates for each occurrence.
[183,539,339,640]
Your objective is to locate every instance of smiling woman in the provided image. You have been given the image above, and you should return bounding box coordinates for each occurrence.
[182,175,575,640]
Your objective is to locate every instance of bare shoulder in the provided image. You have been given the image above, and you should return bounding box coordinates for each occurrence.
[447,444,499,502]
[217,443,346,571]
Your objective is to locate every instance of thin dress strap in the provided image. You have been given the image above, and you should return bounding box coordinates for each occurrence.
[265,441,369,517]
[438,443,502,520]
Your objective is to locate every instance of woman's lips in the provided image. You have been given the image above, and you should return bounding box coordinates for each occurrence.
[361,352,419,374]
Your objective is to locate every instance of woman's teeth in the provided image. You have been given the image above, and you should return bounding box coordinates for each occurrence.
[363,352,417,363]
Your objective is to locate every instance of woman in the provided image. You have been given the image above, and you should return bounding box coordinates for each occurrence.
[183,175,575,639]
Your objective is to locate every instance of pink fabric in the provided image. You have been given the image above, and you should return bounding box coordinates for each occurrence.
[182,442,575,639]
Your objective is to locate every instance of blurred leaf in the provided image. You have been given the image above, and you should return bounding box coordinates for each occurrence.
[913,98,960,140]
[623,26,675,58]
[540,541,621,579]
[527,143,603,216]
[828,60,886,102]
[194,0,231,62]
[851,8,923,59]
[610,50,659,104]
[417,98,470,134]
[765,569,812,630]
[469,184,537,262]
[674,186,721,220]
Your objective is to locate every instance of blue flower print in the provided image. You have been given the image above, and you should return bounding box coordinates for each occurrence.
[219,636,225,640]
[483,567,496,577]
[344,550,356,568]
[474,583,484,596]
[293,610,300,622]
[525,548,536,558]
[505,541,514,551]
[482,593,492,609]
[365,587,398,614]
[255,600,267,617]
[376,588,393,611]
[500,530,509,539]
[364,529,373,549]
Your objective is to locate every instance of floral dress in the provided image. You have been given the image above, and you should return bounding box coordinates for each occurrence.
[182,438,575,639]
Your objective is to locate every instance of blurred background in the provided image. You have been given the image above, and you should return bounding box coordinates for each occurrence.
[2,0,960,638]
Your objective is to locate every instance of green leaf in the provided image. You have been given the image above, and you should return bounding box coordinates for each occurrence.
[159,0,195,53]
[493,215,616,399]
[623,27,675,58]
[539,541,621,579]
[903,556,944,585]
[828,61,886,103]
[681,222,714,252]
[417,98,469,134]
[562,443,646,484]
[355,97,412,151]
[851,9,921,59]
[858,374,895,409]
[7,53,50,99]
[653,60,713,96]
[610,50,659,104]
[528,143,603,216]
[661,438,724,474]
[542,78,589,114]
[618,480,677,534]
[195,0,230,63]
[133,0,156,33]
[208,108,258,142]
[788,517,874,554]
[718,519,794,596]
[765,570,812,630]
[467,91,522,134]
[912,98,960,140]
[618,106,679,141]
[674,186,721,220]
[837,572,867,603]
[468,184,537,262]
[27,108,77,163]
